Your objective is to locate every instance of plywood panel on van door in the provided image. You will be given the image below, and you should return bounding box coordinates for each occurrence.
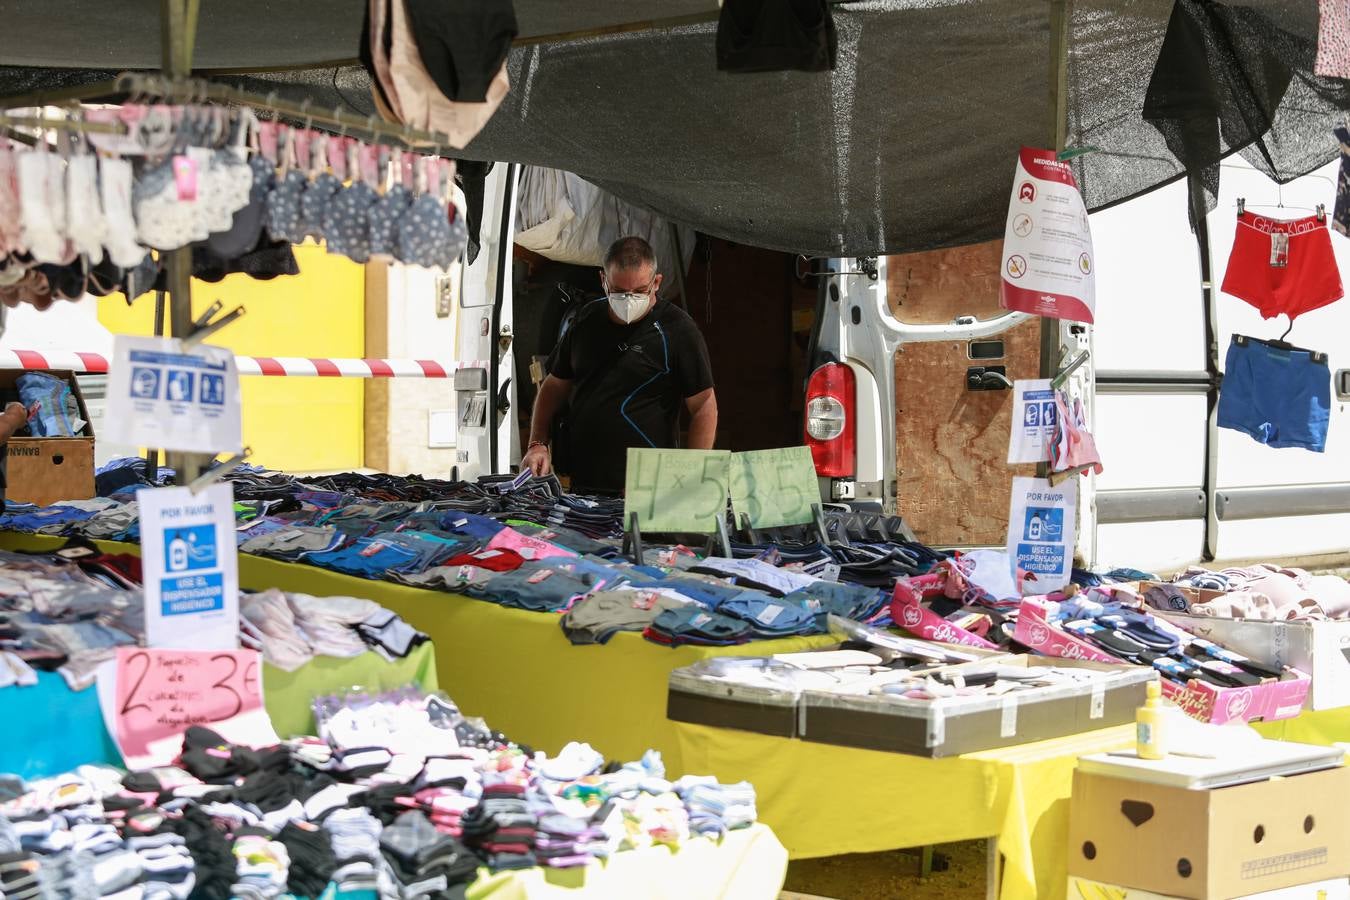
[889,240,1041,546]
[887,240,1004,324]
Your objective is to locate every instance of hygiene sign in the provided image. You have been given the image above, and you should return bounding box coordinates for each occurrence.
[1005,476,1076,591]
[1007,378,1057,464]
[139,483,239,650]
[999,147,1096,323]
[106,335,241,454]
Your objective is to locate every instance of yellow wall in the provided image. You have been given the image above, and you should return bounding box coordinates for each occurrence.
[97,244,365,472]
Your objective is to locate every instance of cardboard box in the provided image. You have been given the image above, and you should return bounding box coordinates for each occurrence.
[1015,597,1309,724]
[0,370,95,506]
[798,656,1152,757]
[1067,876,1350,899]
[1067,766,1350,898]
[1140,582,1350,713]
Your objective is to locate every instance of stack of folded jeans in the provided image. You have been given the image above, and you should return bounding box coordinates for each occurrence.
[717,593,818,638]
[559,590,693,645]
[303,531,464,580]
[238,522,341,559]
[460,562,601,613]
[644,606,753,647]
[783,580,890,629]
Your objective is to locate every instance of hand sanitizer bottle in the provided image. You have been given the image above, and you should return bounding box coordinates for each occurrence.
[1136,679,1167,760]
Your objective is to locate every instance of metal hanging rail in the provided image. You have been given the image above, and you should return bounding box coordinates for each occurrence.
[0,71,459,152]
[0,113,127,135]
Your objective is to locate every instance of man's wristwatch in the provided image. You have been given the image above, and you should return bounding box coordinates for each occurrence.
[527,440,549,453]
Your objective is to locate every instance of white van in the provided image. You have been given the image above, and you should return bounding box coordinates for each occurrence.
[807,158,1350,575]
[382,158,1350,576]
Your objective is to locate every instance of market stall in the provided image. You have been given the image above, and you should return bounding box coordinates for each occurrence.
[3,1,1350,899]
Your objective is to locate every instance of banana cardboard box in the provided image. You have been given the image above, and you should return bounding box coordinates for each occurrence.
[1068,877,1349,899]
[1067,767,1350,898]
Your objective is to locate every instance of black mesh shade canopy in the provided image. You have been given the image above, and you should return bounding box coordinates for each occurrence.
[2,0,1346,256]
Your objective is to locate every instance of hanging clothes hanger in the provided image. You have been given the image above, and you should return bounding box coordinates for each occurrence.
[1234,318,1329,363]
[1235,182,1327,222]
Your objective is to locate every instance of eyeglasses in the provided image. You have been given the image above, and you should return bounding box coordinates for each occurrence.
[603,276,657,301]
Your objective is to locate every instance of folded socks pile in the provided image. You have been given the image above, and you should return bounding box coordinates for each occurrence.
[379,811,480,894]
[674,777,758,836]
[460,784,537,870]
[533,813,607,868]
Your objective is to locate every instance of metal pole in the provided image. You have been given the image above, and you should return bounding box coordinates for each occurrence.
[161,0,212,484]
[144,289,166,481]
[1037,0,1072,478]
[1190,174,1221,562]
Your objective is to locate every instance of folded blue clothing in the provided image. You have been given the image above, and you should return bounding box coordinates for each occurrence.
[305,530,462,579]
[782,582,887,631]
[653,576,753,611]
[232,517,292,547]
[551,557,631,592]
[437,512,508,541]
[463,562,599,613]
[2,505,101,534]
[294,490,347,510]
[18,372,81,437]
[649,606,752,645]
[718,595,818,637]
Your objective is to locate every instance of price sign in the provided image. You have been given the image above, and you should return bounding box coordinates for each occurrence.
[624,448,731,533]
[730,446,820,528]
[101,647,279,769]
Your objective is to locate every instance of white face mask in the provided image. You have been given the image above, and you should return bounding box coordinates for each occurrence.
[607,291,652,324]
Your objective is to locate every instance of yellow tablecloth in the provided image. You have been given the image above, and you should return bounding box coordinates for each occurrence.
[465,824,787,900]
[675,721,1135,900]
[0,533,834,768]
[263,642,439,737]
[1252,706,1350,745]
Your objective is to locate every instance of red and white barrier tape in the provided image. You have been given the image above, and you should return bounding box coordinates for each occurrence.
[0,350,483,378]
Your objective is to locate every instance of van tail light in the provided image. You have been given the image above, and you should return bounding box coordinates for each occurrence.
[804,363,856,478]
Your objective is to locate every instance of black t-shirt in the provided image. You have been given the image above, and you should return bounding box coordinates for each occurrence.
[547,299,714,495]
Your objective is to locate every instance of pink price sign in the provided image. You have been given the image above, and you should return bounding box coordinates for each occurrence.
[111,647,277,769]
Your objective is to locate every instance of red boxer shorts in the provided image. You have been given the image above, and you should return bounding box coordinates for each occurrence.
[1220,212,1343,320]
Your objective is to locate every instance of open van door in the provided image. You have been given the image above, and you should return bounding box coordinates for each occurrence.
[453,163,519,479]
[809,250,1095,552]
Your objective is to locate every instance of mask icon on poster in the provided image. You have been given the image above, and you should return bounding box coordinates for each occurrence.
[1019,182,1036,203]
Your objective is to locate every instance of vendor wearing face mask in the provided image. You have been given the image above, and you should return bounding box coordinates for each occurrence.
[522,236,717,495]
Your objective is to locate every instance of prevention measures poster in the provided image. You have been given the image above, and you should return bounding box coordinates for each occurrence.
[1005,476,1077,592]
[1007,379,1057,464]
[105,335,241,454]
[999,147,1096,323]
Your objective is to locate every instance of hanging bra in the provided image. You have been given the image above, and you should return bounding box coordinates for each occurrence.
[386,0,510,149]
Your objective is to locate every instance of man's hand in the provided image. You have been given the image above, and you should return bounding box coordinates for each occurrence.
[0,402,27,443]
[522,442,553,477]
